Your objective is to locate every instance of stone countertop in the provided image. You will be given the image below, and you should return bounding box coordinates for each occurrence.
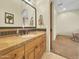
[0,31,46,55]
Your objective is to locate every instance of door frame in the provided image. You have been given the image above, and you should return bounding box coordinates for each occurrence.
[50,2,53,51]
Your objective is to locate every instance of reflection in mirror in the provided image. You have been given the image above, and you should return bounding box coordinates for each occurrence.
[21,0,37,28]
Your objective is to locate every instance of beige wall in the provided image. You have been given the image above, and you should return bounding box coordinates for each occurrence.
[0,0,22,27]
[54,8,79,40]
[52,7,56,40]
[36,0,46,29]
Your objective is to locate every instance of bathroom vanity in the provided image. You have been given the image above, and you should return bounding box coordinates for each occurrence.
[0,31,46,59]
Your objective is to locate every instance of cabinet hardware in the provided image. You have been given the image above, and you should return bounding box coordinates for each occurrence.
[13,54,17,59]
[23,55,25,59]
[35,46,38,48]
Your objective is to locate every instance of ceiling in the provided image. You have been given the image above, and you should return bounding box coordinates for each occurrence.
[54,0,79,12]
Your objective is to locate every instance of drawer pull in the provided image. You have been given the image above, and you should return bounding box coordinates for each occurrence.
[13,54,17,59]
[22,55,25,59]
[14,54,17,57]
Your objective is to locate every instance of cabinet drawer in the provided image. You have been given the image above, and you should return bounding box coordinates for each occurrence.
[0,46,24,59]
[25,40,35,51]
[25,48,35,59]
[34,35,46,46]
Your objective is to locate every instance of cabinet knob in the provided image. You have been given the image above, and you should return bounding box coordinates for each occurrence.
[14,54,17,57]
[22,55,25,59]
[12,54,17,59]
[35,46,38,48]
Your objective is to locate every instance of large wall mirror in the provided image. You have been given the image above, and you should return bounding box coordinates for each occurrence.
[22,0,37,28]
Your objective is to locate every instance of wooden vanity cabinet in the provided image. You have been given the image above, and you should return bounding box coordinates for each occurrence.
[35,35,46,59]
[25,40,35,59]
[0,33,46,59]
[25,34,46,59]
[25,48,35,59]
[0,46,25,59]
[41,35,46,54]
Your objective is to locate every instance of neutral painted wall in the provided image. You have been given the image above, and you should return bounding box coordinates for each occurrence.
[54,8,79,40]
[52,7,57,40]
[0,0,23,27]
[36,0,47,29]
[0,0,36,27]
[36,0,51,52]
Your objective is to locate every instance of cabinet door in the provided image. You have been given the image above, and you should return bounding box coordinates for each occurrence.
[35,45,41,59]
[35,34,46,59]
[0,46,24,59]
[0,50,18,59]
[25,38,35,59]
[25,48,35,59]
[14,46,25,59]
[40,40,46,55]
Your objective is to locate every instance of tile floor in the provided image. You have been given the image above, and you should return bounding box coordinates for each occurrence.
[41,52,67,59]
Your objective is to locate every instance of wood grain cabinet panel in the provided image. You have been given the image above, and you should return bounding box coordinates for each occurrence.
[35,45,41,59]
[25,48,35,59]
[25,34,46,59]
[25,39,35,59]
[35,34,46,59]
[0,46,24,59]
[40,40,46,55]
[15,46,25,59]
